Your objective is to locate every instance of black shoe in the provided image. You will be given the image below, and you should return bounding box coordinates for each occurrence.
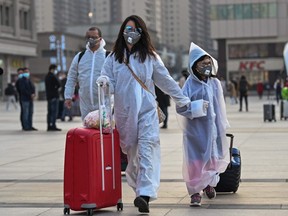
[134,196,149,213]
[161,125,167,129]
[47,127,62,131]
[31,127,38,131]
[23,128,32,131]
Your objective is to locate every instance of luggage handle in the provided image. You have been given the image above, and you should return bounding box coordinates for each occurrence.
[226,133,234,168]
[97,82,116,191]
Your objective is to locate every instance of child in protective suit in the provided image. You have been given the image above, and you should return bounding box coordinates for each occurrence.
[176,42,230,206]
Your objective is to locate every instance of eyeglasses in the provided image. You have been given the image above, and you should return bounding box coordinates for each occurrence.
[124,26,142,34]
[197,59,212,68]
[86,36,100,40]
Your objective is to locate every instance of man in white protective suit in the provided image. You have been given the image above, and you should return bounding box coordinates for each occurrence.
[64,27,108,120]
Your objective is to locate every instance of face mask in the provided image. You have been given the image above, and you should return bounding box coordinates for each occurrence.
[87,38,100,48]
[22,73,30,78]
[197,65,212,77]
[18,74,23,78]
[123,32,141,45]
[54,69,58,75]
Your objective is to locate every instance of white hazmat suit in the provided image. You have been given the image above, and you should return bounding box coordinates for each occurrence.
[65,40,108,120]
[100,51,190,200]
[176,43,230,195]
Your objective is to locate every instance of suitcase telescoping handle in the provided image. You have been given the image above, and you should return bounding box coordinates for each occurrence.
[226,133,234,168]
[97,82,116,191]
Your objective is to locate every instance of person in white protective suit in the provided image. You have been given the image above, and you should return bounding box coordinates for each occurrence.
[97,15,199,213]
[64,27,108,120]
[176,42,230,207]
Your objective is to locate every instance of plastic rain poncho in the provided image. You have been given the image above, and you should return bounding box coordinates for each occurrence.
[176,42,230,195]
[65,39,107,120]
[101,52,190,199]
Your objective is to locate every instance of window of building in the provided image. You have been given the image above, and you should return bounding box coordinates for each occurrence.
[19,9,30,30]
[268,3,277,18]
[0,5,2,25]
[259,3,269,18]
[1,5,12,26]
[211,3,278,20]
[234,4,243,19]
[228,43,284,59]
[251,4,260,18]
[242,4,252,19]
[217,5,228,20]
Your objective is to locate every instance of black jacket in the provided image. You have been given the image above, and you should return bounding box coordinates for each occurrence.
[17,77,35,101]
[45,72,61,100]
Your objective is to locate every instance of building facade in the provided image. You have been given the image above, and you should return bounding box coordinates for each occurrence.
[0,0,37,98]
[35,0,91,33]
[210,0,288,89]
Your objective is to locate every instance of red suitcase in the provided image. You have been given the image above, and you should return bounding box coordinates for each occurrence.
[63,127,123,215]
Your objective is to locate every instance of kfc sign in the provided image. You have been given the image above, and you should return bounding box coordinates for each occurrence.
[239,61,265,71]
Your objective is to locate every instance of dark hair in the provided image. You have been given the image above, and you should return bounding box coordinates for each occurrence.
[112,15,156,63]
[49,64,57,71]
[17,68,23,72]
[86,26,102,37]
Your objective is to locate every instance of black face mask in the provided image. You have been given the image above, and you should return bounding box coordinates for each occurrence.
[197,65,212,77]
[86,38,100,48]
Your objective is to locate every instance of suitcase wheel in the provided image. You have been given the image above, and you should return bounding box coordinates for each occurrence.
[117,202,123,211]
[87,209,94,216]
[63,207,70,215]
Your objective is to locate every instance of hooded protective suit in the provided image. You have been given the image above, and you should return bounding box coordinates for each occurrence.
[100,52,190,199]
[65,39,107,120]
[176,42,230,195]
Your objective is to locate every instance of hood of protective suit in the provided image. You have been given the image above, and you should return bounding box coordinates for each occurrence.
[86,38,106,51]
[188,42,218,76]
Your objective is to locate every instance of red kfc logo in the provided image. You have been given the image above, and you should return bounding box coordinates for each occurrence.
[239,61,265,71]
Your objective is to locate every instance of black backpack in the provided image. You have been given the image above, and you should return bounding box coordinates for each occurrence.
[78,50,111,64]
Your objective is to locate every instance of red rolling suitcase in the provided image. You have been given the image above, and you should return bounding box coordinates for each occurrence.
[63,128,122,215]
[63,83,122,216]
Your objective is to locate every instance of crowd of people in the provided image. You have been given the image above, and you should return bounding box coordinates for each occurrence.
[3,14,288,214]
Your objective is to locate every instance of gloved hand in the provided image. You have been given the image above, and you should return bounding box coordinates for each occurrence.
[96,75,109,86]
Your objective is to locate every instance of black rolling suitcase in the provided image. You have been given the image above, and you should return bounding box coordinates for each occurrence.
[214,133,241,193]
[280,100,288,120]
[263,104,276,122]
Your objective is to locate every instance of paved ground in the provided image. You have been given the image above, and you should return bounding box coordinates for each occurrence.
[0,95,288,216]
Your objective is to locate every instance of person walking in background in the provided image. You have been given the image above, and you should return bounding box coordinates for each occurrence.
[219,76,227,102]
[176,42,230,207]
[45,64,62,131]
[15,68,24,129]
[5,83,18,111]
[256,80,264,99]
[97,15,191,213]
[155,86,170,129]
[274,79,282,105]
[17,67,37,131]
[179,69,189,88]
[227,79,237,105]
[64,26,108,120]
[59,72,73,121]
[238,75,249,112]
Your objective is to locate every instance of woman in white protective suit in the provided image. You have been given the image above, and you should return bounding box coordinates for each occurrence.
[97,15,198,213]
[176,42,230,207]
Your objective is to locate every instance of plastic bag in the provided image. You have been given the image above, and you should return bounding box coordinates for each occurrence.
[83,105,112,133]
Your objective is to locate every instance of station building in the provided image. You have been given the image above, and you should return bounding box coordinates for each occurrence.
[210,0,288,89]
